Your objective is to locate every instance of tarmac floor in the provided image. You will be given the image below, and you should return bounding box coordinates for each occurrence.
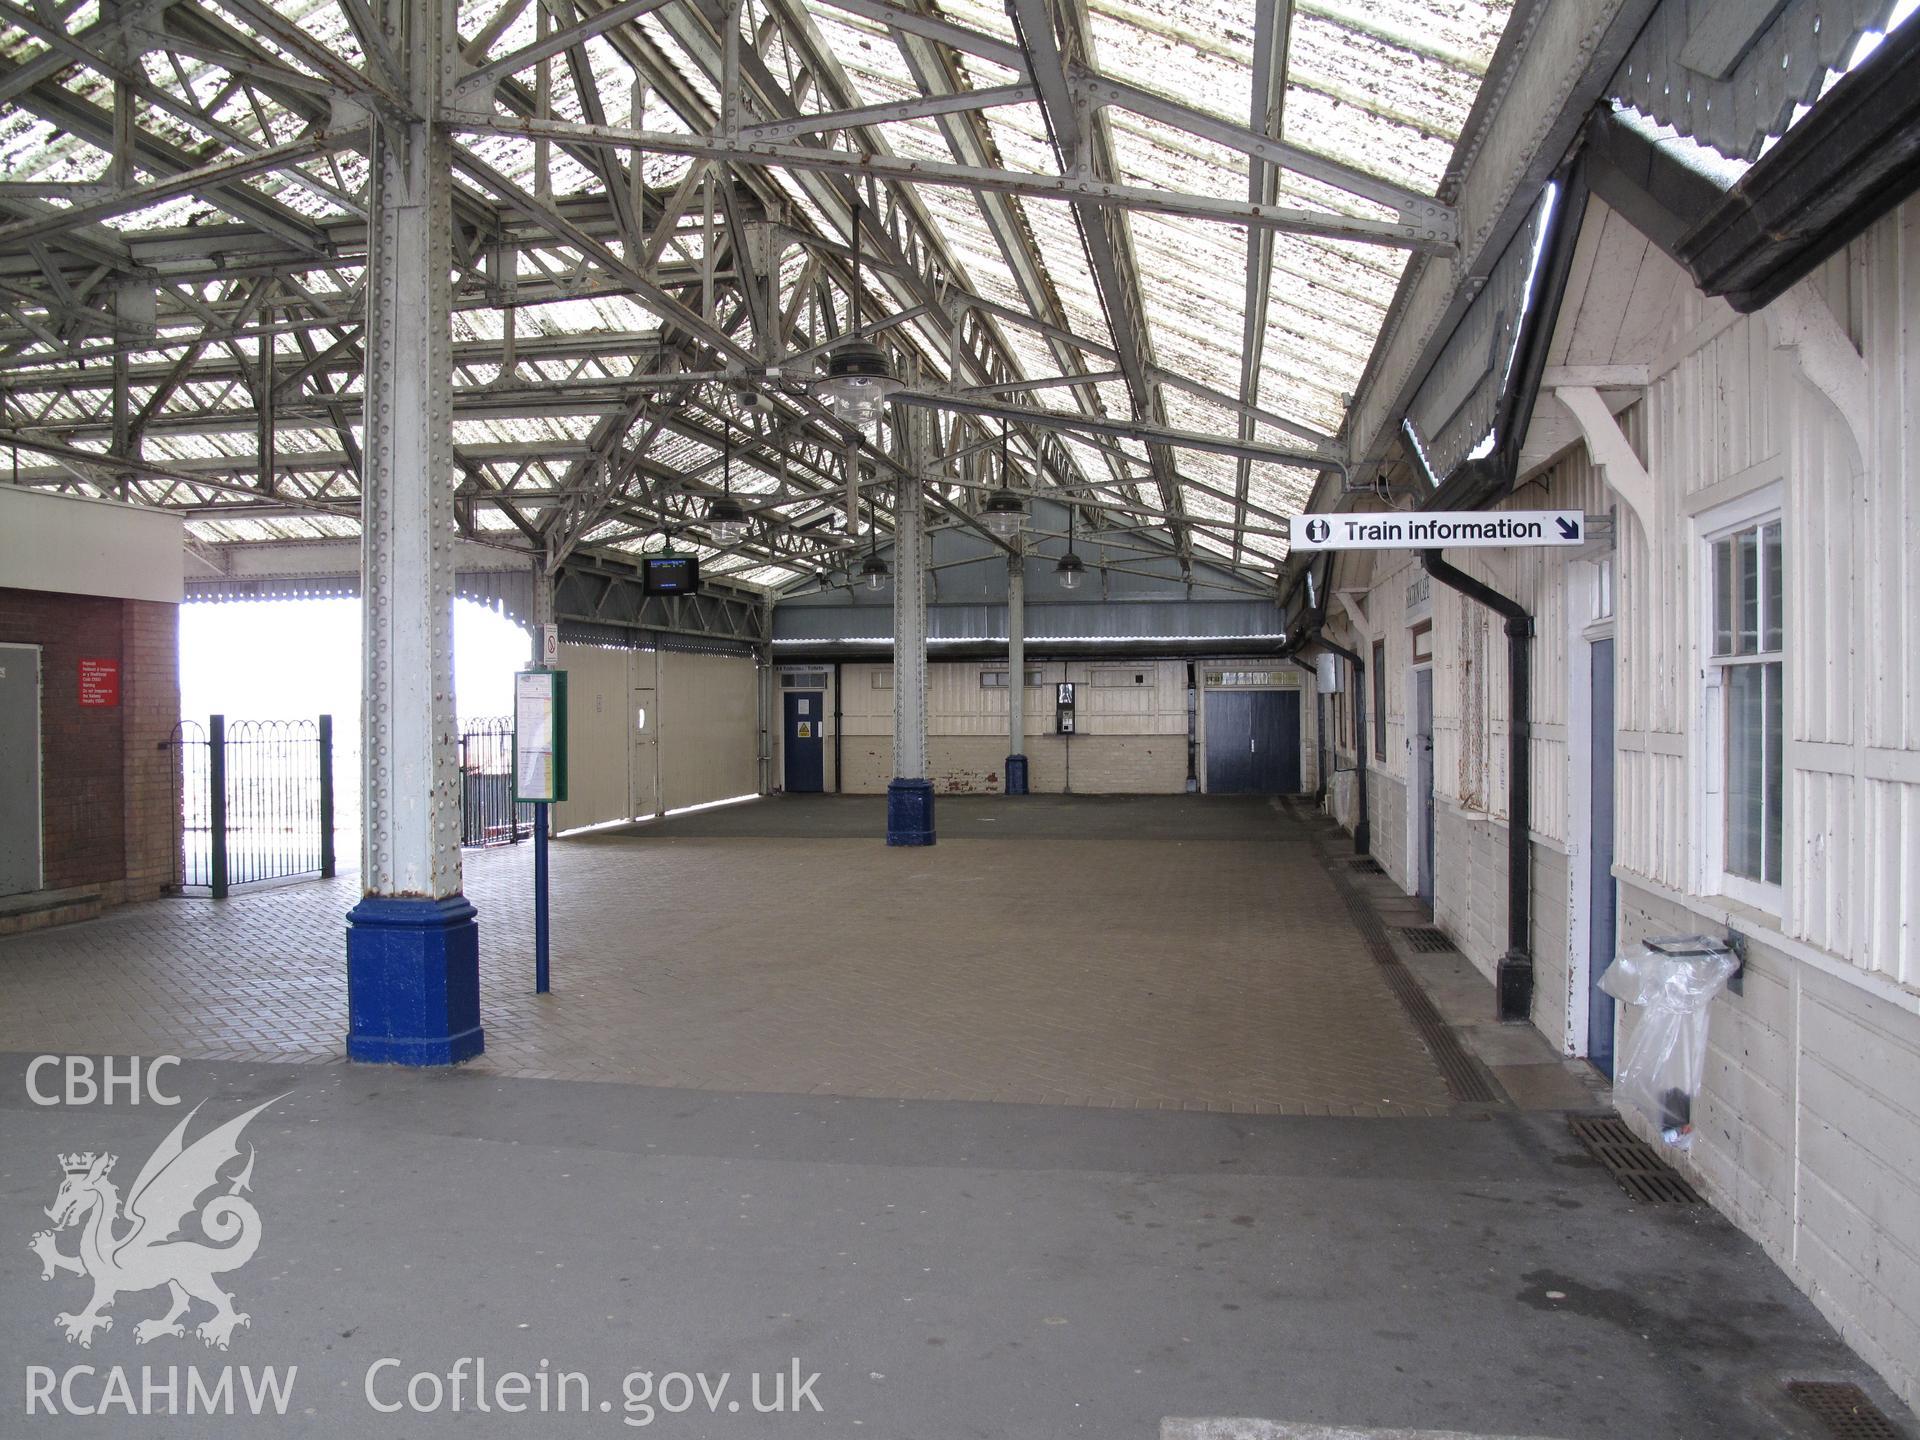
[1,1056,1903,1439]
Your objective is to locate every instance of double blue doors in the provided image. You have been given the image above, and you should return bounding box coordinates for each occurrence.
[1205,690,1301,793]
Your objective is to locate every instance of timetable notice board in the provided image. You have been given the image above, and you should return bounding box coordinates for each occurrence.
[513,669,569,804]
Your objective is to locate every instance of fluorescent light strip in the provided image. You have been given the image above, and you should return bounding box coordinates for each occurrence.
[772,634,1287,646]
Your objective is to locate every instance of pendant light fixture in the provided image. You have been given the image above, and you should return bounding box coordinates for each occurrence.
[982,425,1027,538]
[1055,498,1085,589]
[858,501,891,589]
[817,199,902,428]
[705,437,749,544]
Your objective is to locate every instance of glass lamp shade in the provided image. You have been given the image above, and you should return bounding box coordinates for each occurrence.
[1055,551,1086,590]
[818,341,903,427]
[705,495,749,544]
[859,553,891,590]
[982,488,1027,538]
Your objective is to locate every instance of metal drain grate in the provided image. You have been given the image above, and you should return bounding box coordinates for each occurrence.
[1567,1114,1702,1203]
[1349,857,1386,875]
[1376,963,1497,1103]
[1317,860,1498,1105]
[1786,1381,1905,1439]
[1397,926,1457,953]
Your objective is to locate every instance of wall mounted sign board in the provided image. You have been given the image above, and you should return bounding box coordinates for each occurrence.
[1291,510,1588,551]
[77,657,120,707]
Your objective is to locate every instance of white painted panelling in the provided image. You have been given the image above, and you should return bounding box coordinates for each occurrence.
[659,651,758,811]
[0,486,183,604]
[553,644,638,833]
[832,658,1216,794]
[553,644,759,828]
[1320,194,1920,1412]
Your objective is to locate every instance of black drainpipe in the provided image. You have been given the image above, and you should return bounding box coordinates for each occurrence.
[831,659,844,794]
[1421,549,1534,1023]
[1184,662,1200,794]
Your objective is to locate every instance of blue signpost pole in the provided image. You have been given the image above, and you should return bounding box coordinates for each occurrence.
[514,657,564,996]
[534,802,550,994]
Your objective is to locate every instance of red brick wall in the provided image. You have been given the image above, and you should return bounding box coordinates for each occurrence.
[121,600,182,900]
[0,587,179,902]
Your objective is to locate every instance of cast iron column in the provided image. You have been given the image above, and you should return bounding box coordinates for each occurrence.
[346,0,482,1065]
[886,408,934,843]
[529,555,554,661]
[1005,547,1028,793]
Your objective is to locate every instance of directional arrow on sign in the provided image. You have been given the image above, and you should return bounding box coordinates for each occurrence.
[1555,516,1580,540]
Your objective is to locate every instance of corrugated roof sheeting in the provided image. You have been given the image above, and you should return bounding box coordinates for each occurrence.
[0,0,1518,582]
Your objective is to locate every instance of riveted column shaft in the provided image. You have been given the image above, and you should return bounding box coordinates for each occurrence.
[886,407,933,843]
[1005,549,1028,794]
[347,0,481,1065]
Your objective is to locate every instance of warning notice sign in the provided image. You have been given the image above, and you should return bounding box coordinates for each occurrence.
[77,657,120,707]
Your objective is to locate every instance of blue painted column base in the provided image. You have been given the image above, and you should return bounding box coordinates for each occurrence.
[346,895,484,1065]
[886,777,936,846]
[1005,754,1029,795]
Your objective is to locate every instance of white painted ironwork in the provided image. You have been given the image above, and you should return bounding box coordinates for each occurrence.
[1006,549,1025,763]
[358,0,461,900]
[0,0,1523,590]
[891,408,931,780]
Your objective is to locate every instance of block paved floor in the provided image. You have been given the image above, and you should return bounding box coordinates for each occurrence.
[0,795,1451,1112]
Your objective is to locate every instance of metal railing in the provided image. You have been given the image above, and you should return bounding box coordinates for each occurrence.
[460,716,534,847]
[167,715,335,897]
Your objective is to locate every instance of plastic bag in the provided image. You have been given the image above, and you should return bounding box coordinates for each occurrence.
[1598,937,1740,1150]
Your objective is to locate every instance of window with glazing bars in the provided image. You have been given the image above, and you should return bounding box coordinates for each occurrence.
[1711,518,1783,886]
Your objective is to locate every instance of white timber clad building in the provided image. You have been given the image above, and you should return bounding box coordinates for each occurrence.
[1315,193,1920,1405]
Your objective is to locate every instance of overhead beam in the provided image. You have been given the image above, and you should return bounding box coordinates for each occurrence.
[1232,0,1292,568]
[895,389,1343,470]
[449,115,1458,250]
[1341,0,1657,484]
[0,132,360,249]
[453,0,680,98]
[1007,0,1189,564]
[734,83,1037,143]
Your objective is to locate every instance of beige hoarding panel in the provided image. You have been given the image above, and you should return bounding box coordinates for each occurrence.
[552,643,636,832]
[659,650,759,812]
[631,682,659,819]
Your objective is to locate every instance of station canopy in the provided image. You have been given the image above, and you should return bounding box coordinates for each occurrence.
[0,0,1516,589]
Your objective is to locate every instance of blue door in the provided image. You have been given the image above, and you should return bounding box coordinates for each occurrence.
[1251,690,1302,793]
[1206,692,1254,792]
[783,691,824,793]
[1206,690,1302,793]
[1587,639,1617,1076]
